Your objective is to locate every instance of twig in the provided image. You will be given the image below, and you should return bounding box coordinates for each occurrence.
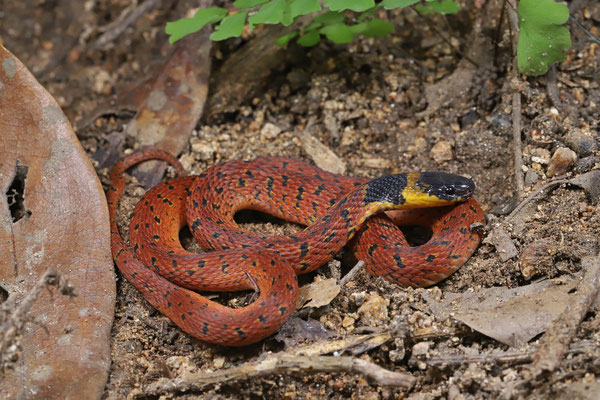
[506,0,524,194]
[569,16,600,46]
[546,65,562,109]
[505,178,569,222]
[91,0,163,50]
[340,261,365,287]
[528,255,600,379]
[0,270,73,371]
[411,7,479,68]
[140,354,415,396]
[411,341,589,369]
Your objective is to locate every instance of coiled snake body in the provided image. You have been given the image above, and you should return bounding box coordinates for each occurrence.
[107,149,484,346]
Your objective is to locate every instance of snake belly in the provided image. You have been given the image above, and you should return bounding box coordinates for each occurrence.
[108,149,485,346]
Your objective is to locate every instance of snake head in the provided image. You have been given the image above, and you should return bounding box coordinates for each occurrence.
[415,172,475,201]
[363,172,476,211]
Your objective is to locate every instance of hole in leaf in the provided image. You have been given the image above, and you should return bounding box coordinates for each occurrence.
[6,161,31,223]
[0,285,8,303]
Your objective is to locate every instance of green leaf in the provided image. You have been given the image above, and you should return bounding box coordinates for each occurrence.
[517,0,571,76]
[314,11,345,25]
[320,22,355,43]
[166,8,227,44]
[297,29,321,46]
[350,18,394,37]
[323,0,375,13]
[248,0,285,27]
[276,31,299,46]
[234,0,268,8]
[210,10,248,41]
[382,0,419,9]
[416,0,460,14]
[282,0,321,26]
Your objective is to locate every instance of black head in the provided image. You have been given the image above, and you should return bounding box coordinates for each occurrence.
[415,172,475,201]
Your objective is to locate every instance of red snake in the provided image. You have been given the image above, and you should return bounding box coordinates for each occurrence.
[107,149,484,346]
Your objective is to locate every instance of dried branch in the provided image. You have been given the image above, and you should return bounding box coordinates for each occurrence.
[528,255,600,379]
[0,270,74,372]
[140,354,415,396]
[506,0,524,194]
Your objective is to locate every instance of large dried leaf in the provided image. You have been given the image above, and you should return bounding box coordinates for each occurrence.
[83,32,212,188]
[423,278,580,347]
[0,45,114,399]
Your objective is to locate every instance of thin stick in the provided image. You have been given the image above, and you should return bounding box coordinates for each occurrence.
[547,65,562,109]
[412,7,479,67]
[505,178,569,221]
[506,0,524,194]
[569,16,600,46]
[140,354,415,396]
[0,270,69,371]
[528,255,600,379]
[412,341,589,368]
[91,0,163,50]
[340,261,365,287]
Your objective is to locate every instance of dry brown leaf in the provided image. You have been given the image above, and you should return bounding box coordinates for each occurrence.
[423,278,580,347]
[84,32,212,188]
[297,278,341,309]
[0,45,113,399]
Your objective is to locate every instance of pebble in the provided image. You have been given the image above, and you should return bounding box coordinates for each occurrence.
[448,385,465,400]
[342,315,356,330]
[350,291,366,306]
[357,293,389,325]
[165,356,196,375]
[412,341,431,356]
[213,357,225,369]
[518,240,554,280]
[190,138,216,160]
[524,169,539,186]
[530,147,551,164]
[389,338,405,363]
[489,113,511,131]
[429,140,453,163]
[564,131,599,157]
[260,122,281,139]
[577,155,598,172]
[547,147,577,177]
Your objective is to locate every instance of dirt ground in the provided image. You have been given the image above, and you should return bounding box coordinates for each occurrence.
[1,0,599,399]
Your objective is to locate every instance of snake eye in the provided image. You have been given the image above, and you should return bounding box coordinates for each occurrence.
[444,186,456,196]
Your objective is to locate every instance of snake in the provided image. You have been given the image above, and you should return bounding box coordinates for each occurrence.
[107,149,485,346]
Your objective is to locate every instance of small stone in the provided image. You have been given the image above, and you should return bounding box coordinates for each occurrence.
[260,122,281,139]
[489,113,511,131]
[430,140,453,163]
[178,153,195,172]
[165,356,196,375]
[213,357,225,369]
[577,156,598,172]
[342,315,356,330]
[519,240,554,280]
[389,338,405,363]
[547,147,577,177]
[412,341,431,356]
[448,385,465,400]
[190,138,216,160]
[524,169,539,186]
[564,131,599,157]
[357,293,389,325]
[350,291,366,306]
[530,148,551,164]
